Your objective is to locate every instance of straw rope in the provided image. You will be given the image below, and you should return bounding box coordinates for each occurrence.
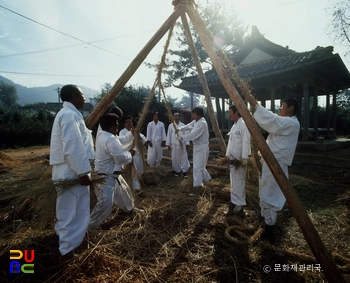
[224,217,262,245]
[122,24,176,191]
[155,23,182,141]
[134,24,175,136]
[224,216,350,271]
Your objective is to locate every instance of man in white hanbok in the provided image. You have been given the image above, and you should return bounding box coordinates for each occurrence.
[49,84,95,258]
[226,105,251,214]
[89,114,144,229]
[119,115,147,192]
[245,94,300,242]
[146,112,166,166]
[178,107,211,193]
[89,114,141,229]
[166,113,190,178]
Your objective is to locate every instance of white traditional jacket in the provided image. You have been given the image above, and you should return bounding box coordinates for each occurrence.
[254,105,300,166]
[94,130,132,174]
[119,128,147,149]
[226,118,251,160]
[180,118,209,145]
[50,101,94,179]
[166,122,189,146]
[146,121,166,142]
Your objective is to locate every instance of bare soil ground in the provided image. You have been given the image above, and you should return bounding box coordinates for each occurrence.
[0,145,349,283]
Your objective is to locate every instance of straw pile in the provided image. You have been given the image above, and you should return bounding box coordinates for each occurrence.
[0,161,104,230]
[0,151,21,173]
[1,148,350,282]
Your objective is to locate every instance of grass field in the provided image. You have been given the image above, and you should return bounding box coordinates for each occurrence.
[0,146,349,282]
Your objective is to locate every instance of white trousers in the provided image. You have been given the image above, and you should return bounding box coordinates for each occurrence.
[89,176,115,228]
[113,176,134,212]
[55,184,90,256]
[134,151,144,175]
[89,176,135,228]
[259,161,288,225]
[171,144,190,173]
[132,169,141,191]
[147,140,163,166]
[132,152,144,190]
[229,165,247,206]
[193,144,211,187]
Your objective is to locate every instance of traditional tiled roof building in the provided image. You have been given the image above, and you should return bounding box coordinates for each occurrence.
[177,26,350,140]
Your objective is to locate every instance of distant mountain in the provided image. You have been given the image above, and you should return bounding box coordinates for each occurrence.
[0,76,99,106]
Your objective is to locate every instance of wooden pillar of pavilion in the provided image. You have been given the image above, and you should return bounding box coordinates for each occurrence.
[270,86,276,113]
[297,95,303,125]
[326,92,331,139]
[302,82,310,141]
[333,90,337,138]
[221,98,226,129]
[215,97,221,127]
[313,88,319,140]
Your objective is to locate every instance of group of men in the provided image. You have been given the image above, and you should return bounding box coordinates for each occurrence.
[225,95,300,242]
[50,84,299,259]
[146,108,212,190]
[50,85,143,259]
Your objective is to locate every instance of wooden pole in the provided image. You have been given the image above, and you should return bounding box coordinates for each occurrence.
[302,82,309,141]
[313,88,319,140]
[181,13,227,154]
[271,86,276,113]
[332,91,337,138]
[85,4,185,129]
[186,4,345,283]
[326,93,331,139]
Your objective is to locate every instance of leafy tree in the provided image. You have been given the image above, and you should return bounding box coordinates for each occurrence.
[94,84,172,133]
[309,90,350,136]
[158,0,247,86]
[96,82,113,100]
[173,92,201,108]
[336,89,350,135]
[0,102,55,148]
[328,0,350,55]
[337,88,350,108]
[0,81,18,108]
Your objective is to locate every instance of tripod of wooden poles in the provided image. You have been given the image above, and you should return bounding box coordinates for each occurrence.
[85,1,345,282]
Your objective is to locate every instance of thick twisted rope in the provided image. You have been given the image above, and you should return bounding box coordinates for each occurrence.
[224,216,350,272]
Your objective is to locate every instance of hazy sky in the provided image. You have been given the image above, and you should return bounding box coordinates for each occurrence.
[0,0,348,100]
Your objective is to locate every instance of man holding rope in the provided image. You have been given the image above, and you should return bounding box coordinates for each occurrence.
[119,115,148,192]
[146,112,167,166]
[244,94,300,242]
[50,84,95,259]
[226,105,251,214]
[89,114,141,230]
[166,112,190,178]
[177,107,211,195]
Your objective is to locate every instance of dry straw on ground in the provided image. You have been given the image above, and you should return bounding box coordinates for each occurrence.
[1,150,350,282]
[0,165,105,230]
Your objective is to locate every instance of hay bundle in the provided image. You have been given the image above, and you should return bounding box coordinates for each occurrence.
[335,191,350,206]
[0,165,104,229]
[0,151,21,173]
[141,165,169,187]
[0,151,18,164]
[289,174,319,187]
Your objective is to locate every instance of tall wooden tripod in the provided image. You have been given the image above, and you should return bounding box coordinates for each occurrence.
[85,1,345,282]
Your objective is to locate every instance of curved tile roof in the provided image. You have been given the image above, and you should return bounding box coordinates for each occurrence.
[178,26,350,91]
